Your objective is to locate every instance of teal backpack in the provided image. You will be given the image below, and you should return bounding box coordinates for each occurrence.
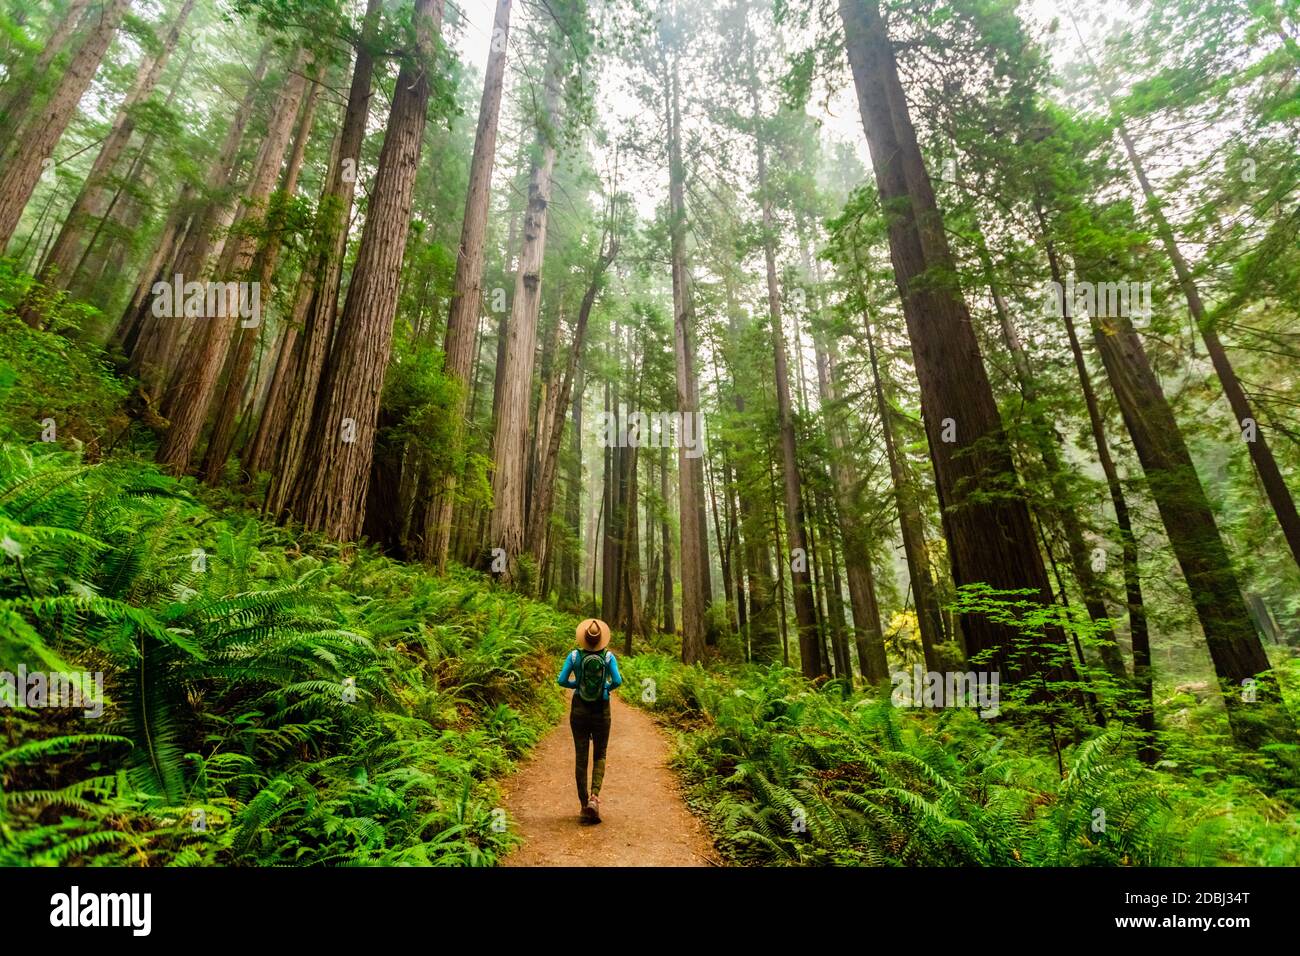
[575,649,609,702]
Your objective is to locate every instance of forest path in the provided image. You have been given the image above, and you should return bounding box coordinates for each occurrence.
[500,694,718,866]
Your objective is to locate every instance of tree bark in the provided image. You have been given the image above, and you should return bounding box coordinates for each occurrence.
[804,231,889,681]
[860,294,944,670]
[745,39,822,678]
[660,444,676,635]
[200,65,321,483]
[840,0,1071,684]
[663,33,709,663]
[285,0,443,540]
[129,42,272,394]
[428,0,513,569]
[1114,123,1300,571]
[488,34,562,580]
[525,231,616,574]
[1037,213,1154,759]
[0,0,92,146]
[978,235,1127,680]
[1091,309,1293,749]
[265,0,378,518]
[155,49,309,475]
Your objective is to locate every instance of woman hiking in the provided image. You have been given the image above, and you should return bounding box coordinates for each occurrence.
[556,618,623,823]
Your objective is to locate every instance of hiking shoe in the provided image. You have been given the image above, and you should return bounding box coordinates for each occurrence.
[588,794,601,823]
[580,802,596,823]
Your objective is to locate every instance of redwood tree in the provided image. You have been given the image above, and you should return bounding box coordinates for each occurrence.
[285,0,444,540]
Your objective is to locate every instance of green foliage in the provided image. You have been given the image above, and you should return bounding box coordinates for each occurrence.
[0,444,575,865]
[620,653,1300,867]
[0,260,128,452]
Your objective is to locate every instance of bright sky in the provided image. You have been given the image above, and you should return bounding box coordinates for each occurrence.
[443,0,1114,220]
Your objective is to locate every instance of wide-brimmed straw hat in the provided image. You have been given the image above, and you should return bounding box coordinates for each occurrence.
[575,618,611,651]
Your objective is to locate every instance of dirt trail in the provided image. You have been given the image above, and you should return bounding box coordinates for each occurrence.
[500,694,718,866]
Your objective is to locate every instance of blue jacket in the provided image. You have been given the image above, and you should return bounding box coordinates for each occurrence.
[557,648,623,701]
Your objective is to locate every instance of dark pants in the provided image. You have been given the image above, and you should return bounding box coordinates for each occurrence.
[569,696,611,805]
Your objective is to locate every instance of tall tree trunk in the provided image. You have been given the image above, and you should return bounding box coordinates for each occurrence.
[1091,309,1293,750]
[1120,123,1300,569]
[619,443,645,647]
[840,0,1071,685]
[525,233,616,573]
[200,66,321,483]
[156,49,309,475]
[113,182,194,356]
[860,296,944,670]
[722,279,778,662]
[428,0,513,569]
[488,34,562,580]
[1071,12,1300,572]
[243,265,309,476]
[265,0,378,518]
[977,236,1127,680]
[663,34,709,663]
[1038,213,1154,760]
[743,38,822,676]
[803,230,888,681]
[560,361,585,604]
[0,0,132,251]
[285,0,442,540]
[660,444,675,635]
[705,444,735,632]
[129,43,272,394]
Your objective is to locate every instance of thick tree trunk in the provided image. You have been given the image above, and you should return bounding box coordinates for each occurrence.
[285,0,442,540]
[1091,310,1293,749]
[0,0,132,251]
[428,0,513,569]
[265,0,378,519]
[840,0,1070,684]
[488,35,561,580]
